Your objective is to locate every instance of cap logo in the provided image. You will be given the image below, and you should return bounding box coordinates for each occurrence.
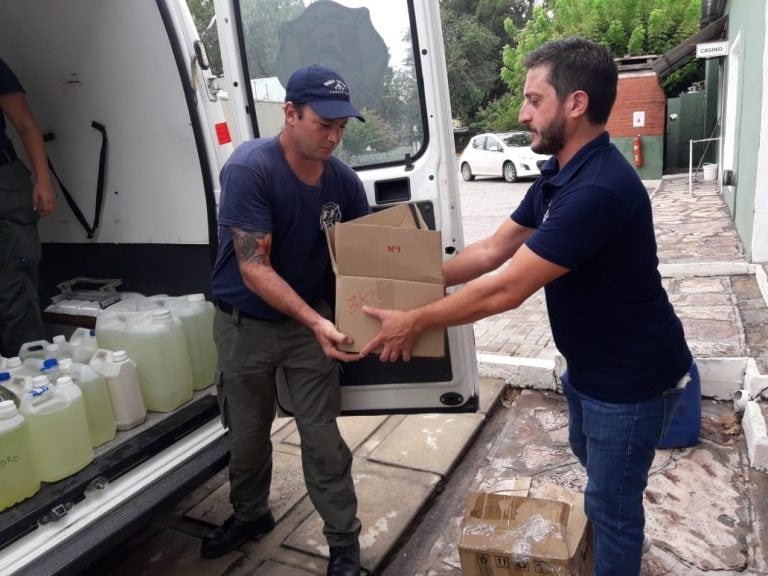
[323,78,349,97]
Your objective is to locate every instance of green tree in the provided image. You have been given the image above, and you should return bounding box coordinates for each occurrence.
[240,0,304,78]
[187,0,223,76]
[441,10,501,126]
[492,0,702,130]
[440,0,539,127]
[338,108,397,159]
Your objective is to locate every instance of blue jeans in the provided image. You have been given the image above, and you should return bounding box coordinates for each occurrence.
[562,366,695,575]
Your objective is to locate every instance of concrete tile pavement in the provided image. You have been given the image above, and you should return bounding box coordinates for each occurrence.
[91,175,768,575]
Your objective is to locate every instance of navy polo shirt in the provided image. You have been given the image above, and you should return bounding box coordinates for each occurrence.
[211,137,370,320]
[512,132,691,402]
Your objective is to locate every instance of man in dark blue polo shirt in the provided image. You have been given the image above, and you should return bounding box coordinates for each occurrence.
[360,38,695,575]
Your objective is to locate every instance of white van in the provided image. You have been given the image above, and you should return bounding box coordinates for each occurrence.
[0,0,476,573]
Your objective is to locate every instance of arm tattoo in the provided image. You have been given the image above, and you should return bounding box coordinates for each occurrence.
[232,227,272,267]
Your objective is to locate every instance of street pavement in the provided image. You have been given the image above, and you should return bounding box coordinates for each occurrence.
[93,174,768,576]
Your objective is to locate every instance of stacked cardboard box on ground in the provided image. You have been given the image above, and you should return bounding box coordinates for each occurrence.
[459,477,594,576]
[326,204,445,357]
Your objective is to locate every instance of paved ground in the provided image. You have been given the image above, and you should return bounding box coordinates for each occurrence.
[88,175,768,575]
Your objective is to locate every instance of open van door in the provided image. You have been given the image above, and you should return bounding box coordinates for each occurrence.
[0,1,233,573]
[213,0,478,413]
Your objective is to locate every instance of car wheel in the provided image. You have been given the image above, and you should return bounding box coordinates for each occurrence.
[461,162,475,181]
[503,161,518,183]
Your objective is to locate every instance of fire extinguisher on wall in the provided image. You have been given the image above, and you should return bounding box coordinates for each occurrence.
[632,135,644,168]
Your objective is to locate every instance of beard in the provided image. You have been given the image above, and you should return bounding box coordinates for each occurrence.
[531,110,566,155]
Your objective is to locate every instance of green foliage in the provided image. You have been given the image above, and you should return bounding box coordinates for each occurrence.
[186,0,223,75]
[497,0,704,123]
[338,108,397,157]
[440,0,536,126]
[471,93,524,133]
[240,0,305,78]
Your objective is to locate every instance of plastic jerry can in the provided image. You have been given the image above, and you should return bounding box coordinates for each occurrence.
[169,294,217,390]
[59,359,116,448]
[0,400,40,512]
[125,309,194,412]
[69,328,98,364]
[18,340,51,361]
[20,379,94,482]
[4,356,22,376]
[0,372,19,404]
[51,335,74,360]
[94,311,139,357]
[89,350,146,430]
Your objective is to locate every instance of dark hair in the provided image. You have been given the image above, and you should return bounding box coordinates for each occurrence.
[524,37,618,125]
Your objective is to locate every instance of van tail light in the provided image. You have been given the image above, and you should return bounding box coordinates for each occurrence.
[215,122,232,145]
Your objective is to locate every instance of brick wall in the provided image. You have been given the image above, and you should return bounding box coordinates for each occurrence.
[607,72,666,138]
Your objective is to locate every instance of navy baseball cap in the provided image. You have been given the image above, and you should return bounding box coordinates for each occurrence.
[285,65,365,122]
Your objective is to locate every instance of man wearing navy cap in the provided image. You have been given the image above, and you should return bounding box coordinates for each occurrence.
[207,65,368,575]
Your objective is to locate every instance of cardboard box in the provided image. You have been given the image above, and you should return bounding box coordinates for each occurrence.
[326,204,445,357]
[459,477,594,576]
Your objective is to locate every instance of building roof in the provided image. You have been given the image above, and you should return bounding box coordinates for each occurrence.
[651,15,728,79]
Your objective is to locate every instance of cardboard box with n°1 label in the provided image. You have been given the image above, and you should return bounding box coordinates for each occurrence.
[325,203,445,357]
[459,477,594,575]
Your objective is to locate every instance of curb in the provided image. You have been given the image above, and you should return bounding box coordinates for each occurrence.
[476,351,768,470]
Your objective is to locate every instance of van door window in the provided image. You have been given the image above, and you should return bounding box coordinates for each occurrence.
[233,0,425,169]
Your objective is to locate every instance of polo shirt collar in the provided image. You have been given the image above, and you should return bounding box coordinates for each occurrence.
[541,131,611,189]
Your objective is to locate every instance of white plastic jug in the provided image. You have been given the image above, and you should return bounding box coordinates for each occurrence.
[51,335,74,360]
[59,358,116,448]
[168,294,217,390]
[95,311,139,357]
[18,340,50,361]
[89,349,146,430]
[4,357,22,376]
[4,373,38,405]
[0,400,40,512]
[69,328,98,364]
[0,372,18,404]
[19,378,94,482]
[126,309,194,412]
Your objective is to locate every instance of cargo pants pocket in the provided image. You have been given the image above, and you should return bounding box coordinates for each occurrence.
[215,369,230,429]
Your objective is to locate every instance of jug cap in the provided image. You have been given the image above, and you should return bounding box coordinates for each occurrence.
[113,350,128,362]
[152,309,172,321]
[6,357,21,369]
[53,335,67,344]
[57,376,75,388]
[0,399,17,419]
[42,358,59,371]
[0,371,10,382]
[32,375,49,386]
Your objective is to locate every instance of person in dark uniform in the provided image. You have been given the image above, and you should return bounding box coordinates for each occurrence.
[206,65,369,576]
[0,58,55,358]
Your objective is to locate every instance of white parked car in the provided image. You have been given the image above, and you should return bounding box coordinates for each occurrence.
[459,131,551,182]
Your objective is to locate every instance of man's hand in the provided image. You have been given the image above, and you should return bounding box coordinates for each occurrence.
[313,317,361,362]
[33,179,55,218]
[358,306,420,362]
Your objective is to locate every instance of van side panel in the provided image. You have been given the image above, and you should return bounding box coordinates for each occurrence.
[0,0,209,245]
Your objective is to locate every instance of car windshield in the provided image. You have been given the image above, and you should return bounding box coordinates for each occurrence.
[502,133,532,147]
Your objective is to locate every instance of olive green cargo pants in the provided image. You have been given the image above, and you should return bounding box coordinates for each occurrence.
[0,161,44,357]
[213,300,361,547]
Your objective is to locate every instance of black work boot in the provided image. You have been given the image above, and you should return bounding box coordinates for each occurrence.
[327,542,361,576]
[200,511,275,559]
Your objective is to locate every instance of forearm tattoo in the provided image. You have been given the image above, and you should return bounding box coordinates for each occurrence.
[232,227,272,267]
